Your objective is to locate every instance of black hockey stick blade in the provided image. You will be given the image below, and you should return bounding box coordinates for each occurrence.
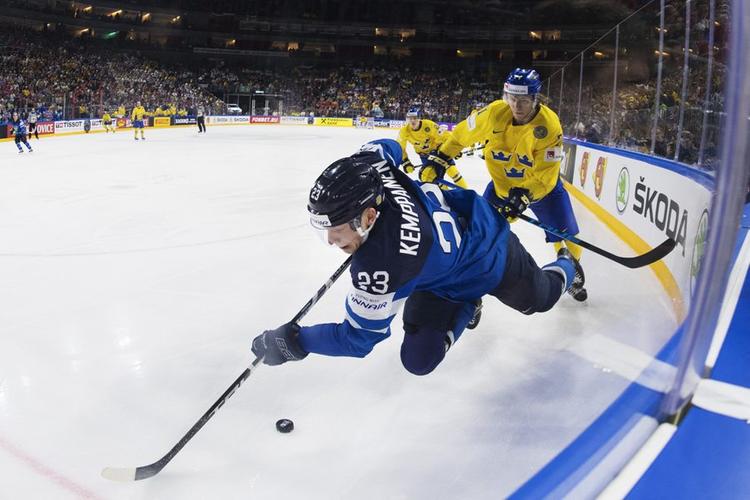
[515,212,677,269]
[595,235,676,269]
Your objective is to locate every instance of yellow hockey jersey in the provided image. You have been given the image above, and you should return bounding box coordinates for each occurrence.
[439,100,563,200]
[102,113,112,122]
[397,119,449,160]
[131,106,146,121]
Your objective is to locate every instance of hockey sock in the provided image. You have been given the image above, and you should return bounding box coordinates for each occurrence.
[445,301,478,349]
[446,165,468,188]
[542,257,575,293]
[554,241,583,261]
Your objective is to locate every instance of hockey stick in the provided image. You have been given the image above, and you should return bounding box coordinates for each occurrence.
[102,255,354,482]
[458,141,487,156]
[435,178,676,269]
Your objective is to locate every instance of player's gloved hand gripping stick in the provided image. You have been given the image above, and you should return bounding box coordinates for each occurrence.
[435,178,676,269]
[101,255,354,482]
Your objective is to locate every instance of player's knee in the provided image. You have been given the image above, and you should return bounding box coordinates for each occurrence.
[531,299,555,314]
[400,325,446,376]
[513,292,556,315]
[400,349,441,376]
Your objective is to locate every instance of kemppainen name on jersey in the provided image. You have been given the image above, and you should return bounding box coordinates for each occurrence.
[374,162,421,256]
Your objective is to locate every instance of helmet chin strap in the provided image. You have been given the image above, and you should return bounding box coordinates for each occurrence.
[351,211,380,242]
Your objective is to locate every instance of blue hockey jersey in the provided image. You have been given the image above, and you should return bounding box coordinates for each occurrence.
[11,118,27,136]
[298,139,511,358]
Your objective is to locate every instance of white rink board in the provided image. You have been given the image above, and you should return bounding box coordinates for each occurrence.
[571,143,712,306]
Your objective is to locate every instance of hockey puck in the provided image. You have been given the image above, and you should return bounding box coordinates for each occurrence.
[276,418,294,433]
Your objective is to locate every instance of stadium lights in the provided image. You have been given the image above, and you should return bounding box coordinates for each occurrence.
[142,13,150,21]
[172,16,181,22]
[109,10,122,16]
[82,5,92,12]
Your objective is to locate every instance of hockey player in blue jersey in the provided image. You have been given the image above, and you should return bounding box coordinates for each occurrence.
[10,112,33,154]
[252,139,585,375]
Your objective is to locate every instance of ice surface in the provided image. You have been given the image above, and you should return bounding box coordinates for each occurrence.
[0,125,675,499]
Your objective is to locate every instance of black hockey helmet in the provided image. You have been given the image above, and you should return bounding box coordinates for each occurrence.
[308,156,384,229]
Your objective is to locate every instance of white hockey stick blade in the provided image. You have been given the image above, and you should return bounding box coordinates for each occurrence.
[101,466,137,482]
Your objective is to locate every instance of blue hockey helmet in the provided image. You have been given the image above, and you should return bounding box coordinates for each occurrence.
[308,156,384,230]
[405,107,420,118]
[503,68,542,96]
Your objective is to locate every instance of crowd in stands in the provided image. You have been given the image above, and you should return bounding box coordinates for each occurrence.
[201,63,469,122]
[562,67,725,168]
[0,25,224,126]
[1,19,726,168]
[554,0,728,168]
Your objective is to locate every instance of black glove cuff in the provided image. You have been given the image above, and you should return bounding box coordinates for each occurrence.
[285,324,309,361]
[435,150,453,162]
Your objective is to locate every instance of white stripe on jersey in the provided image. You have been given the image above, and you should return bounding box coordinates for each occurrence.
[346,286,407,324]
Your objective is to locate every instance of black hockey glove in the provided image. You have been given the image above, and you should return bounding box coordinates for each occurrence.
[400,159,416,174]
[503,188,532,219]
[251,322,308,366]
[419,150,452,183]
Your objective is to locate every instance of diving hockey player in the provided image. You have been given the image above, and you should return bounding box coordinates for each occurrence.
[251,138,585,373]
[10,112,33,154]
[397,108,469,188]
[420,68,587,301]
[131,101,146,140]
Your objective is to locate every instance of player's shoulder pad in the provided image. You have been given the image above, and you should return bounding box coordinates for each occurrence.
[535,105,563,145]
[357,139,402,168]
[538,104,563,131]
[467,100,503,131]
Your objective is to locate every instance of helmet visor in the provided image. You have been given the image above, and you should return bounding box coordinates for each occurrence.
[308,211,377,250]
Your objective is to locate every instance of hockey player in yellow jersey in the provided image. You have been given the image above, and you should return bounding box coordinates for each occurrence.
[420,68,587,301]
[102,112,114,133]
[131,101,146,140]
[397,108,468,188]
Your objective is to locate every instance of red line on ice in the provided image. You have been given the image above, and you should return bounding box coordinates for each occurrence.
[0,435,103,500]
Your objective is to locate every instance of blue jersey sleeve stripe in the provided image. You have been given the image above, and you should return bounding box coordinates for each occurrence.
[344,315,390,334]
[344,300,394,332]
